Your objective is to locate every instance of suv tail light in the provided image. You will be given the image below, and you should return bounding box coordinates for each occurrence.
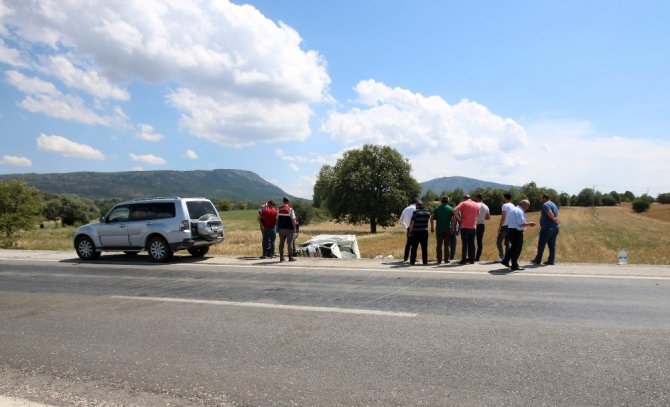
[180,220,190,231]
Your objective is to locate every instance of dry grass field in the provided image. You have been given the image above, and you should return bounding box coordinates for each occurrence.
[14,204,670,265]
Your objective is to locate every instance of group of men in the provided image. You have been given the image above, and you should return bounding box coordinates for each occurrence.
[257,197,298,262]
[400,193,559,270]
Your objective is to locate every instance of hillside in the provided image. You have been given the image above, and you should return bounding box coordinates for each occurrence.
[420,176,518,196]
[0,169,293,202]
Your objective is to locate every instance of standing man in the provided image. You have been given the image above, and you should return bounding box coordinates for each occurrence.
[502,199,536,271]
[531,194,560,265]
[258,200,277,259]
[474,193,491,262]
[454,195,480,264]
[496,192,514,262]
[399,199,418,262]
[430,196,454,264]
[408,201,431,265]
[277,197,297,262]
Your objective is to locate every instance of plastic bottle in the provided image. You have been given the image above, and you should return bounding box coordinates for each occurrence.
[617,248,628,265]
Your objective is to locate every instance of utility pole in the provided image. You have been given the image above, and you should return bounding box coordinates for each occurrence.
[592,184,596,207]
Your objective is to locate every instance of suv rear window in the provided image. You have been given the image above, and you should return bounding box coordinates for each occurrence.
[129,202,176,221]
[186,201,218,220]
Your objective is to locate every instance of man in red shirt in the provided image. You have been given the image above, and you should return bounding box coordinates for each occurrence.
[258,200,277,259]
[454,194,481,264]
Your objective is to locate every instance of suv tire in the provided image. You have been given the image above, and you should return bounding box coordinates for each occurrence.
[148,236,173,263]
[75,236,101,260]
[187,246,209,257]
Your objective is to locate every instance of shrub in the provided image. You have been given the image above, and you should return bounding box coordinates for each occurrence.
[632,199,651,213]
[657,193,670,204]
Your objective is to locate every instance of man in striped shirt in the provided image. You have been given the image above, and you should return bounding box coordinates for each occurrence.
[408,201,431,265]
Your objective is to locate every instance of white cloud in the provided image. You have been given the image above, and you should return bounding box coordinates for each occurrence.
[0,154,32,167]
[182,149,198,160]
[0,39,29,67]
[513,120,670,196]
[275,148,330,165]
[1,0,331,146]
[321,79,527,158]
[39,55,129,100]
[168,88,312,146]
[36,133,105,160]
[6,70,58,95]
[287,162,299,172]
[136,123,163,141]
[286,175,317,200]
[6,70,127,127]
[129,153,166,165]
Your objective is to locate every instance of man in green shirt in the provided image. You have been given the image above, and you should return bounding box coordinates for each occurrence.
[430,196,455,264]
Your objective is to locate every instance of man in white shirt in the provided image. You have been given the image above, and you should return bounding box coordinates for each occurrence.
[475,193,491,261]
[502,199,536,271]
[399,199,418,262]
[496,192,514,262]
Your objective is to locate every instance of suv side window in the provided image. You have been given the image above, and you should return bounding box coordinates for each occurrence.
[129,202,176,221]
[107,205,130,222]
[186,201,217,220]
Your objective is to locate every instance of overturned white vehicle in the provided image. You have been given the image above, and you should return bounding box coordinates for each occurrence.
[296,234,361,259]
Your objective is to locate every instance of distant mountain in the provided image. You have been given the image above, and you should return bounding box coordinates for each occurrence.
[420,176,518,196]
[0,169,294,203]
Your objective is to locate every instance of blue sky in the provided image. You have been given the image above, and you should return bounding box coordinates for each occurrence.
[1,0,669,199]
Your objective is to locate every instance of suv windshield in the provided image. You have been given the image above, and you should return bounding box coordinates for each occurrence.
[186,201,218,220]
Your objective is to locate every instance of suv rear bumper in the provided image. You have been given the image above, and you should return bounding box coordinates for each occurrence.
[171,237,224,251]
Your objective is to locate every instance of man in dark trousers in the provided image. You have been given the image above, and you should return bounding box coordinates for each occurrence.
[399,199,418,262]
[276,197,297,262]
[258,200,277,259]
[531,194,560,265]
[502,199,536,271]
[408,201,431,265]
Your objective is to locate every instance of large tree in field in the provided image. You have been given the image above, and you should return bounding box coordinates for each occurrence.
[313,144,421,233]
[0,180,44,248]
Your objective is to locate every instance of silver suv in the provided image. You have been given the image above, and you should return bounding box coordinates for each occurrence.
[73,197,224,262]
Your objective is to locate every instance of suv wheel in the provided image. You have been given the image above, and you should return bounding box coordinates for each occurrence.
[187,246,210,257]
[148,236,173,263]
[75,236,101,260]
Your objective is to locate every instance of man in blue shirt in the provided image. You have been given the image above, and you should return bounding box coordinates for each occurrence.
[531,194,560,265]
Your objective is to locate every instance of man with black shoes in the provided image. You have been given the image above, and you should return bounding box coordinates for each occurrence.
[502,199,536,271]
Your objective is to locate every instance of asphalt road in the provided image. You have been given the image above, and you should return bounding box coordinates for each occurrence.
[1,250,669,406]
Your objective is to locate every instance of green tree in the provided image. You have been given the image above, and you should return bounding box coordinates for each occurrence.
[601,193,618,206]
[621,191,636,202]
[558,192,571,207]
[314,144,421,233]
[441,188,465,206]
[574,188,602,207]
[0,180,44,247]
[657,193,670,204]
[421,189,439,204]
[291,199,316,226]
[44,194,99,226]
[607,191,621,204]
[215,199,233,211]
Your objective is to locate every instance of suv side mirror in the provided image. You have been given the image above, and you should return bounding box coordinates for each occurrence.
[99,215,106,224]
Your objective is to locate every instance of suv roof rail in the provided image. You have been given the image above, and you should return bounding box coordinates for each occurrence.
[128,196,181,201]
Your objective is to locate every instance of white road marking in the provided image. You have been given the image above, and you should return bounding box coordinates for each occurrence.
[111,295,417,318]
